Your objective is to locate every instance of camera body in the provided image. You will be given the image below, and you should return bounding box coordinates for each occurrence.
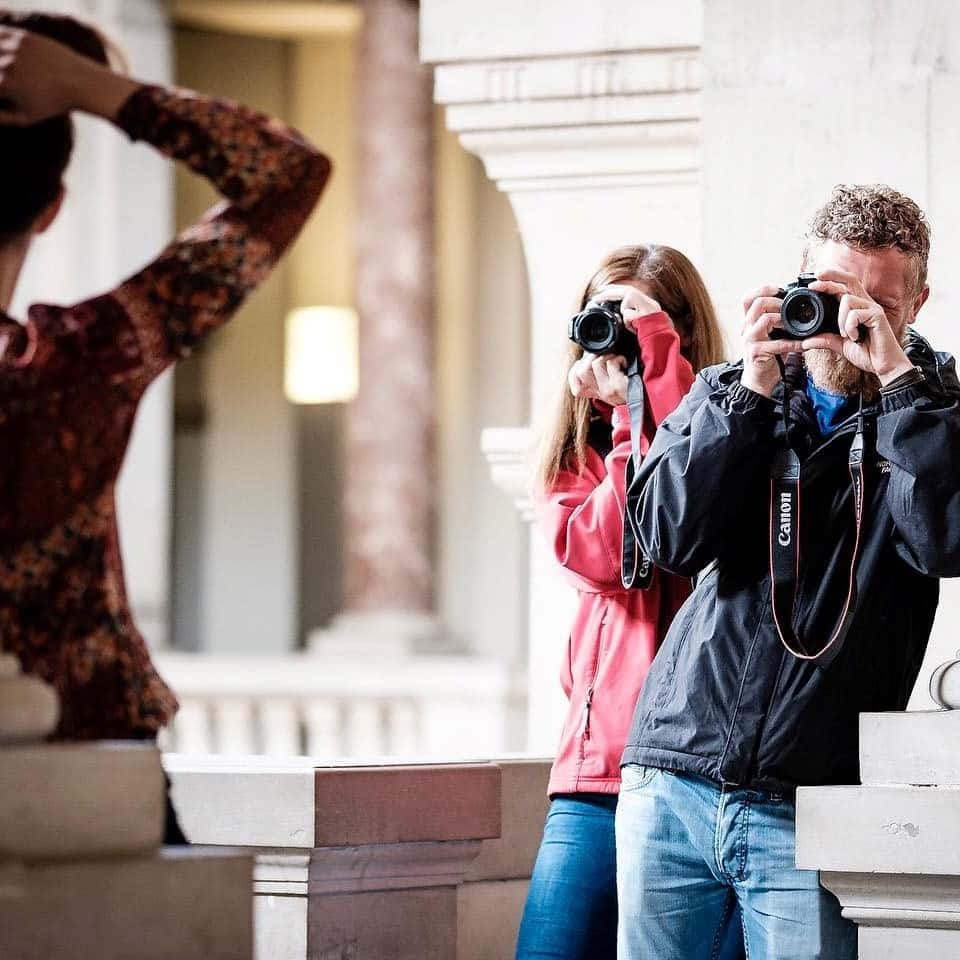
[772,273,841,340]
[568,299,637,360]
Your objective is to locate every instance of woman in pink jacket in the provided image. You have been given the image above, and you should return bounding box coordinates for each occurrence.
[516,245,736,959]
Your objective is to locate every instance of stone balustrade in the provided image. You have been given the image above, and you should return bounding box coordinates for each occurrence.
[165,752,551,960]
[155,651,527,758]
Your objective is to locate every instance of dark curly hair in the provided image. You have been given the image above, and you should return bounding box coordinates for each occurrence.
[804,184,931,293]
[0,11,111,241]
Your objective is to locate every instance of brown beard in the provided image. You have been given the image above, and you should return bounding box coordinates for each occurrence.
[804,349,881,401]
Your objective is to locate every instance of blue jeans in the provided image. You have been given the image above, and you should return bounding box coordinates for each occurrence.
[517,793,745,960]
[615,764,858,960]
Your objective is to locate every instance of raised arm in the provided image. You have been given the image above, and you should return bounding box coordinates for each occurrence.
[104,85,330,383]
[0,25,329,386]
[539,313,695,591]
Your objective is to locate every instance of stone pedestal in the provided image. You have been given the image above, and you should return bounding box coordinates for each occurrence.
[421,0,704,749]
[0,658,254,959]
[797,701,960,957]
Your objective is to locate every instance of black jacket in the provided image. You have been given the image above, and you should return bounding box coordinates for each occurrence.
[622,332,960,792]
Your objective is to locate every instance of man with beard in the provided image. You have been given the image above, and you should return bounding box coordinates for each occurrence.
[615,185,960,960]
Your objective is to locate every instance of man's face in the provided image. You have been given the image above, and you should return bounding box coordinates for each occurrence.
[808,239,925,337]
[803,240,929,394]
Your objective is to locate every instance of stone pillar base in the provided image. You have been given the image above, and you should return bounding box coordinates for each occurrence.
[308,610,463,656]
[798,709,960,960]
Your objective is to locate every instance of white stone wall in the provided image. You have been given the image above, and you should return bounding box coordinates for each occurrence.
[700,0,960,709]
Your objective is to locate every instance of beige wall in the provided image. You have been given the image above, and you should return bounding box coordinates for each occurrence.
[173,28,297,654]
[171,22,530,665]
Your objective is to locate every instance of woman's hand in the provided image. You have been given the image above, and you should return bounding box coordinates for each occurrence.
[592,283,662,333]
[569,352,629,406]
[0,26,139,125]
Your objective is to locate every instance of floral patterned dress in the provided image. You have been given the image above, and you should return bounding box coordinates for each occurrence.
[0,86,330,739]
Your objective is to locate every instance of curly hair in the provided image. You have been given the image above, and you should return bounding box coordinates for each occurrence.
[804,184,931,292]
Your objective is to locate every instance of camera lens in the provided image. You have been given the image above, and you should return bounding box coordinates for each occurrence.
[781,290,824,338]
[581,316,613,347]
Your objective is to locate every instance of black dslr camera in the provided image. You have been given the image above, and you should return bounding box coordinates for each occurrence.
[568,299,637,360]
[773,273,850,341]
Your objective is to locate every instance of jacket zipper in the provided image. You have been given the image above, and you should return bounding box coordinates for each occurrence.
[579,613,608,748]
[582,685,594,740]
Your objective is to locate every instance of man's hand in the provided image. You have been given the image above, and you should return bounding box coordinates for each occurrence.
[569,352,629,406]
[739,285,797,397]
[802,270,914,385]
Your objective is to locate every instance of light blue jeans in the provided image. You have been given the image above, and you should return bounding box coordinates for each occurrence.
[517,794,745,960]
[615,764,857,960]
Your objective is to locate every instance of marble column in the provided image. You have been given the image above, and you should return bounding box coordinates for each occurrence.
[421,0,704,748]
[343,0,437,642]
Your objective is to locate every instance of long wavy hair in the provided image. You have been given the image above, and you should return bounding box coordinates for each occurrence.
[537,244,725,491]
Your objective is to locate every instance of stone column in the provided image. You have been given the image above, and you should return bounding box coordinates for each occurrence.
[341,0,437,646]
[421,0,704,749]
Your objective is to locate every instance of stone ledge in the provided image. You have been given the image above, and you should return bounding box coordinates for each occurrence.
[459,120,699,181]
[166,754,317,848]
[309,840,483,894]
[434,50,700,106]
[315,764,501,846]
[820,872,960,928]
[446,92,702,135]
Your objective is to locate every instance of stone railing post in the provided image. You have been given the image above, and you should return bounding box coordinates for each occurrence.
[421,0,705,749]
[796,656,960,957]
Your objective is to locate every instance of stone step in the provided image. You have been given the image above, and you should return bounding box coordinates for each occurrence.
[859,710,960,786]
[0,742,165,859]
[0,846,252,960]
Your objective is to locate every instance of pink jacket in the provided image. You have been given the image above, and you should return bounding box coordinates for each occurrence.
[536,312,695,796]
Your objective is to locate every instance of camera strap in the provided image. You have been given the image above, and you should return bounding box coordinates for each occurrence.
[621,356,655,590]
[768,394,867,661]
